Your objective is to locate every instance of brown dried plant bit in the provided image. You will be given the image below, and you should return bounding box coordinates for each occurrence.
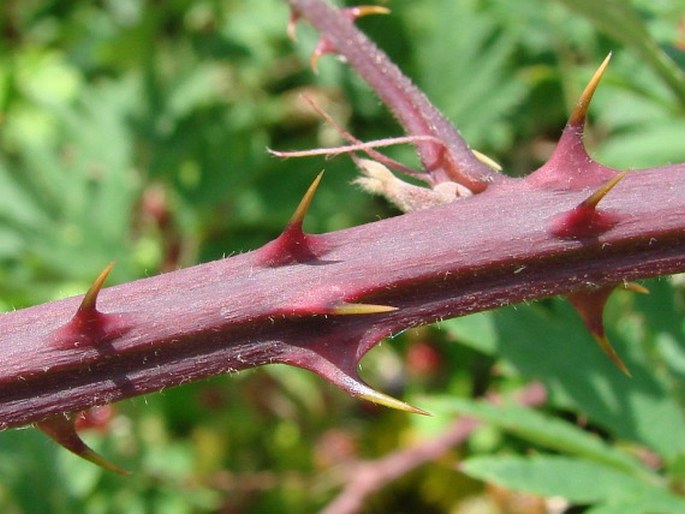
[354,158,467,212]
[36,412,130,475]
[567,285,631,376]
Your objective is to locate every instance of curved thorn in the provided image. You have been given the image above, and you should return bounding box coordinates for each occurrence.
[472,149,502,171]
[352,383,430,416]
[288,171,324,227]
[592,333,632,377]
[37,414,130,475]
[566,286,630,375]
[347,6,391,18]
[310,48,322,74]
[287,11,299,41]
[330,302,398,315]
[569,53,612,126]
[79,262,115,313]
[622,281,649,295]
[582,171,626,209]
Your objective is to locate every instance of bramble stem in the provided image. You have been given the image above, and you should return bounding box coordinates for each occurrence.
[1,165,684,429]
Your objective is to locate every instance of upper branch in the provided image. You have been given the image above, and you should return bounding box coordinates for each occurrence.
[287,0,502,191]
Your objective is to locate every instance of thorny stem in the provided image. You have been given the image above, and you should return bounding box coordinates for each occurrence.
[1,167,684,429]
[0,0,684,474]
[287,0,501,192]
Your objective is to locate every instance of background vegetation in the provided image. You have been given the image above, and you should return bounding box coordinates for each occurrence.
[0,0,684,512]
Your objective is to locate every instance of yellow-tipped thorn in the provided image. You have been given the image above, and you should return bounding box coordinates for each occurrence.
[348,5,391,18]
[472,149,503,171]
[309,50,322,74]
[569,52,612,126]
[354,386,430,416]
[287,12,298,41]
[79,262,115,313]
[330,302,398,315]
[37,414,130,475]
[582,171,626,209]
[288,171,324,227]
[622,281,649,295]
[592,333,631,377]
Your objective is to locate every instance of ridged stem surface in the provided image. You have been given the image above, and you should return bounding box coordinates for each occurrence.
[1,167,684,429]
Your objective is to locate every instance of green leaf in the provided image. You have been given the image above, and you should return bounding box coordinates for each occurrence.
[597,120,685,169]
[439,311,498,355]
[403,0,526,150]
[592,55,685,169]
[426,396,650,479]
[554,0,685,106]
[490,302,685,458]
[462,455,649,503]
[585,496,685,514]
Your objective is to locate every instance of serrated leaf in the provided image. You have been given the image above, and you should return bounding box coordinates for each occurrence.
[490,302,685,458]
[462,455,649,503]
[554,0,685,106]
[403,0,525,150]
[426,396,650,479]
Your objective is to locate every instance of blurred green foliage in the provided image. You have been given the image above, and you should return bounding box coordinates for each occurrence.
[0,0,684,512]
